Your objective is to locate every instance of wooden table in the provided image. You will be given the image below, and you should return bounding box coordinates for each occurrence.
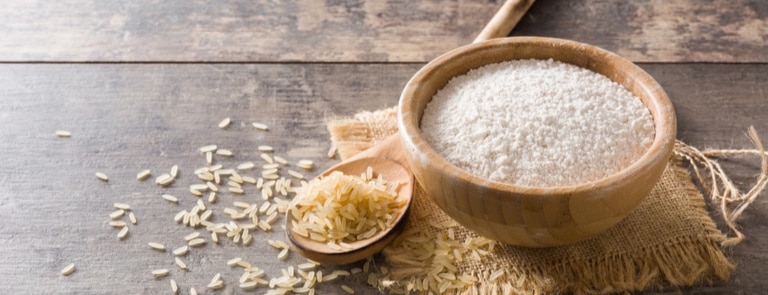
[1,1,766,294]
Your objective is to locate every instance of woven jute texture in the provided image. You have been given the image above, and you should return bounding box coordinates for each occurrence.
[328,107,735,294]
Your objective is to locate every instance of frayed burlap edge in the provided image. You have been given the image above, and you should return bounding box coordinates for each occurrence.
[327,107,765,294]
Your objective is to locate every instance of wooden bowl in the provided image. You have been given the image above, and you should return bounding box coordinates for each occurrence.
[397,37,677,247]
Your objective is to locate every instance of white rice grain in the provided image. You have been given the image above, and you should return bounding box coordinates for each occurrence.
[175,257,187,270]
[218,117,231,129]
[188,238,206,247]
[237,161,255,170]
[136,169,151,180]
[95,172,109,181]
[148,242,166,251]
[184,232,201,241]
[117,227,129,239]
[109,221,126,228]
[260,153,274,164]
[172,246,189,256]
[274,156,288,165]
[258,145,273,152]
[151,269,170,278]
[252,122,268,130]
[56,130,71,138]
[60,263,76,276]
[109,209,125,220]
[162,194,178,203]
[216,149,233,156]
[288,170,304,179]
[170,279,178,294]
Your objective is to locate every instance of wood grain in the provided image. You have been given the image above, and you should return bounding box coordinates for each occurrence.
[0,63,766,293]
[515,0,768,62]
[0,0,765,62]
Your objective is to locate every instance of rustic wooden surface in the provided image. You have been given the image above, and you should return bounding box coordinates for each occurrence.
[1,0,767,294]
[0,63,766,294]
[0,0,765,62]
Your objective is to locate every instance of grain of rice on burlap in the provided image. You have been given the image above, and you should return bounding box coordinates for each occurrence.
[327,107,759,294]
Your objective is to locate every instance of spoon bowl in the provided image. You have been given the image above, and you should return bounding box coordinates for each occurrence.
[286,135,414,265]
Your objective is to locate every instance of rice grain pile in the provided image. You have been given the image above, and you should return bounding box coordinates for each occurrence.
[290,168,405,250]
[421,59,655,187]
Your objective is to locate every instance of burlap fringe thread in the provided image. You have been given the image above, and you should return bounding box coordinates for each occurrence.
[327,110,767,294]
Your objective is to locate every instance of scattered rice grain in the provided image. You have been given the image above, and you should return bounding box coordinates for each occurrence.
[252,122,268,130]
[274,156,288,165]
[95,172,109,181]
[117,227,129,239]
[109,209,125,220]
[260,153,274,164]
[216,149,233,156]
[172,246,188,256]
[218,117,231,129]
[162,194,178,203]
[175,257,187,270]
[136,169,151,180]
[188,238,206,247]
[151,269,170,278]
[60,263,76,276]
[148,242,166,251]
[258,145,273,152]
[288,170,304,179]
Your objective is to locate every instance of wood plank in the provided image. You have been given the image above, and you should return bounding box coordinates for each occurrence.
[0,0,765,62]
[0,0,498,62]
[0,63,766,293]
[515,0,768,63]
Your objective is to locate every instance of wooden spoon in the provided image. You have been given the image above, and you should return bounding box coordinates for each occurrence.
[285,0,535,265]
[286,134,412,265]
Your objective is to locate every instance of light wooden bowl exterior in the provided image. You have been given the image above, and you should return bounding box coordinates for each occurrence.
[398,37,677,247]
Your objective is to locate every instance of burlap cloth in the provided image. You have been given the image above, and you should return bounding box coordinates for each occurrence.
[327,107,766,294]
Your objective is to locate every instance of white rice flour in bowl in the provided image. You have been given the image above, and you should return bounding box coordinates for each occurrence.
[398,37,677,247]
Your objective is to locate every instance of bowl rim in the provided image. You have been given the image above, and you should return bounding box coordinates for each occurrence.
[397,36,677,195]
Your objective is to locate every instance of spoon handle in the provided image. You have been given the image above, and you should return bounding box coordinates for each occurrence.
[341,134,410,171]
[473,0,536,43]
